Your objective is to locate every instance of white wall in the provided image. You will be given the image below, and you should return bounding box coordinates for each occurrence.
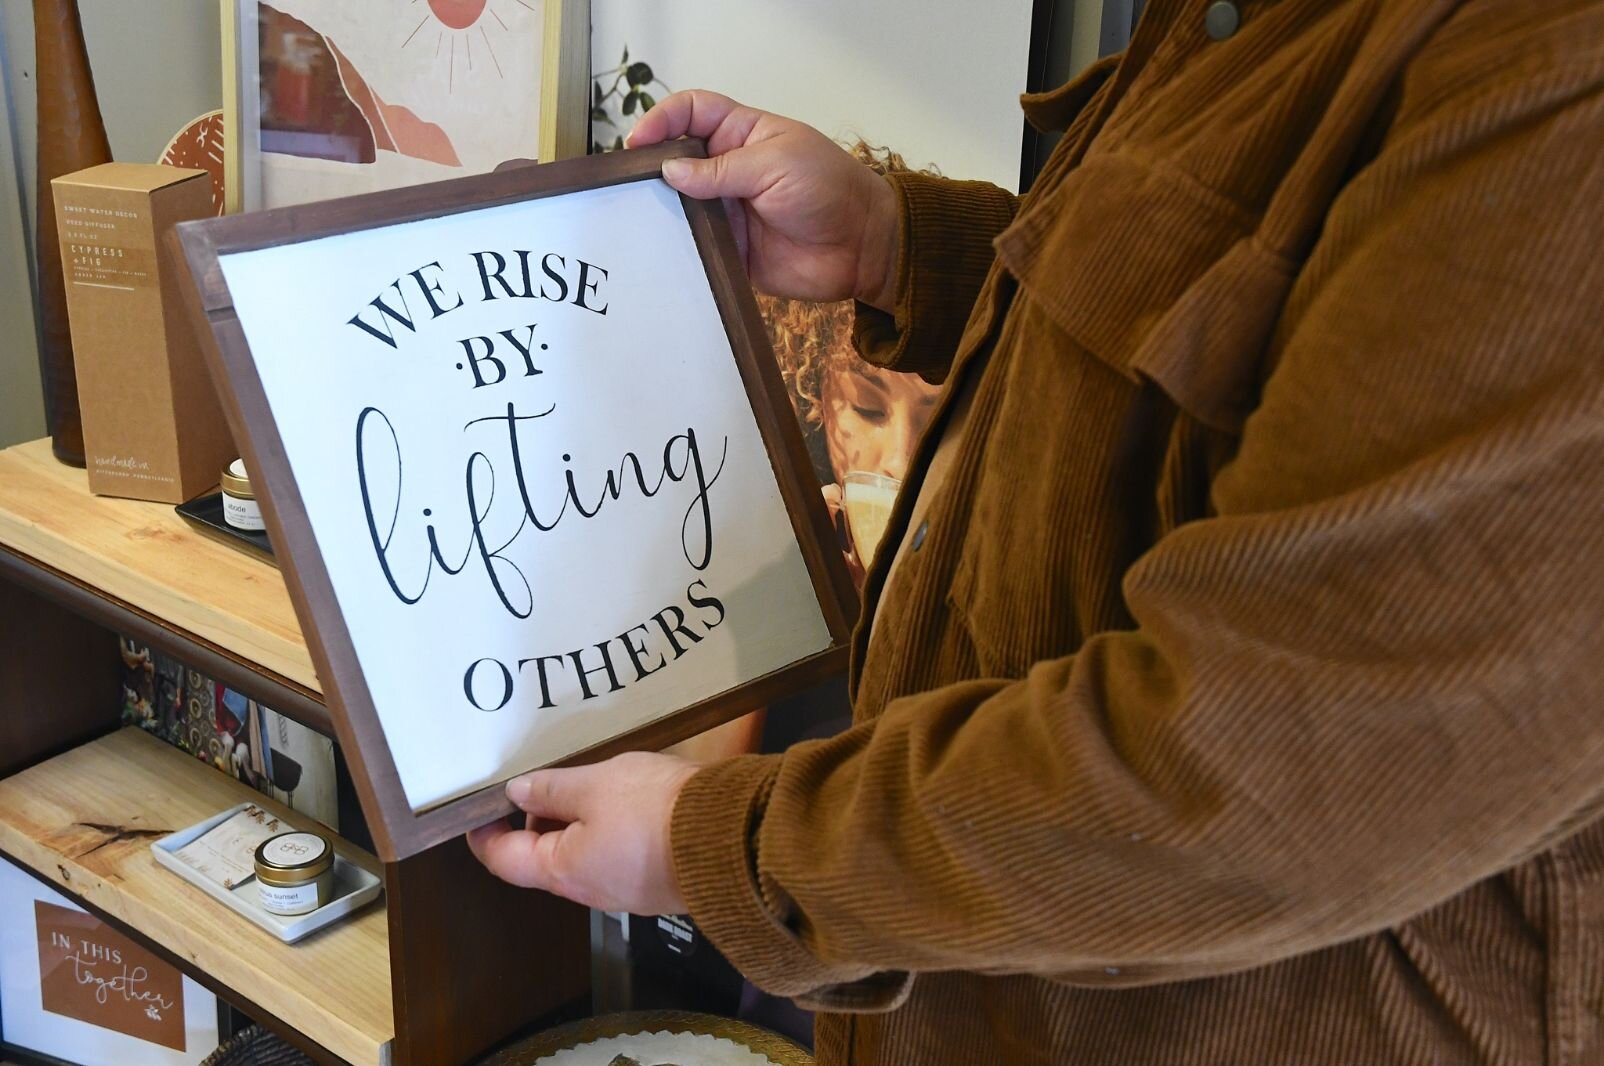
[0,0,221,449]
[591,0,1038,191]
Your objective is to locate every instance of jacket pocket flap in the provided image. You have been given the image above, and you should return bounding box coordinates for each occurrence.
[996,153,1292,433]
[1129,237,1295,434]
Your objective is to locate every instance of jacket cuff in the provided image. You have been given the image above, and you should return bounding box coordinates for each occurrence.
[671,754,912,1012]
[853,171,1018,382]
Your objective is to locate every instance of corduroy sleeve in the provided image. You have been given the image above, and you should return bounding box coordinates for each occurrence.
[850,171,1018,383]
[671,21,1604,1007]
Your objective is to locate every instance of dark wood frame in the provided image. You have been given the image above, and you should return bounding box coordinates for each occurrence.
[171,139,858,861]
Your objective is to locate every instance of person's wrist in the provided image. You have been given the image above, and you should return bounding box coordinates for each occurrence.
[853,173,901,315]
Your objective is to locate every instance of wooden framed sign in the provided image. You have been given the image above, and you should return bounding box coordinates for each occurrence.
[172,141,857,860]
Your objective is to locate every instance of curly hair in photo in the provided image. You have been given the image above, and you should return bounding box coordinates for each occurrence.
[755,142,931,483]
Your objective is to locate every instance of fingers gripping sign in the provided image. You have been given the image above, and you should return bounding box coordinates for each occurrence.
[466,752,700,914]
[624,89,902,312]
[626,89,766,157]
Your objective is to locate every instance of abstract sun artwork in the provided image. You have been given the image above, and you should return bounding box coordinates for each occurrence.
[247,0,546,208]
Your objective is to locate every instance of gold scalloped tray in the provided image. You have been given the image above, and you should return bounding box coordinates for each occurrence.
[482,1011,813,1066]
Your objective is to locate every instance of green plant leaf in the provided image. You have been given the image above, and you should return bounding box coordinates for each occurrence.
[637,91,656,112]
[593,81,603,106]
[626,61,653,87]
[591,107,610,124]
[613,135,625,150]
[622,90,639,115]
[621,46,629,65]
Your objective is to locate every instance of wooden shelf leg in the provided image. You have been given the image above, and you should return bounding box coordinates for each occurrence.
[387,835,590,1065]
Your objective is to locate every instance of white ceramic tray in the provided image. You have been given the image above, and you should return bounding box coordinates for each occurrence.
[152,803,383,943]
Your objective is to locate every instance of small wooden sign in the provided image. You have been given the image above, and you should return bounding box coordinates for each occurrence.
[173,142,857,859]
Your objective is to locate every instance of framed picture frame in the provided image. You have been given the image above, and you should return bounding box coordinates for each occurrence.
[221,0,590,213]
[0,857,222,1065]
[171,140,859,861]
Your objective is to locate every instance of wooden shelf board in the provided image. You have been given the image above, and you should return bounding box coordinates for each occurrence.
[0,439,318,692]
[0,728,392,1066]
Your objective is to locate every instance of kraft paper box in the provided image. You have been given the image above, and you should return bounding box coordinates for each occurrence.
[53,163,234,503]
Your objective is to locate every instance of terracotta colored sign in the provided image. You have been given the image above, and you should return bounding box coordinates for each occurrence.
[34,900,187,1051]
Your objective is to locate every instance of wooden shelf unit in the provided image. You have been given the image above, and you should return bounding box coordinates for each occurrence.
[0,438,326,733]
[0,728,393,1065]
[0,438,589,1065]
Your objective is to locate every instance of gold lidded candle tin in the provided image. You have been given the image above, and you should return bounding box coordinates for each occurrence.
[254,831,335,916]
[220,458,264,532]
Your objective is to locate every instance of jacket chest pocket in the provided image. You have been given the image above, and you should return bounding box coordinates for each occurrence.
[945,152,1297,676]
[998,150,1297,434]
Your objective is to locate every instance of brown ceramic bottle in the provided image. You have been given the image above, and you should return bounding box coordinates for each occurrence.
[33,0,112,467]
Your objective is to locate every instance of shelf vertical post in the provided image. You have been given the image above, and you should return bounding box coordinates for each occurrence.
[386,836,591,1065]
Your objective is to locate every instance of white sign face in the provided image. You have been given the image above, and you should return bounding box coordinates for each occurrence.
[219,180,832,811]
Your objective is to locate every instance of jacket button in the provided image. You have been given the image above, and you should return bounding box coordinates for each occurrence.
[911,520,929,551]
[1204,1,1240,40]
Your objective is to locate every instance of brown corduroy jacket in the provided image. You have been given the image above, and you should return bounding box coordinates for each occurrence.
[671,0,1604,1062]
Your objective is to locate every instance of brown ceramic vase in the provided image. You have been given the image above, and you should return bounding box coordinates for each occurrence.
[33,0,112,466]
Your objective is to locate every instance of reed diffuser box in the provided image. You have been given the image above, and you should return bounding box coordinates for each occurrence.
[52,163,233,503]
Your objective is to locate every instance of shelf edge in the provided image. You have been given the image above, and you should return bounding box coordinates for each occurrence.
[0,545,332,737]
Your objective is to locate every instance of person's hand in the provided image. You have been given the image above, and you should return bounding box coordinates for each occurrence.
[629,90,901,313]
[466,751,700,914]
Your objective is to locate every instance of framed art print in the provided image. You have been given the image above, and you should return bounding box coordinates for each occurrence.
[222,0,590,213]
[0,857,221,1065]
[172,140,858,860]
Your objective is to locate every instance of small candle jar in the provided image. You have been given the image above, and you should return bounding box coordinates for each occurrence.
[220,459,264,532]
[254,831,335,915]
